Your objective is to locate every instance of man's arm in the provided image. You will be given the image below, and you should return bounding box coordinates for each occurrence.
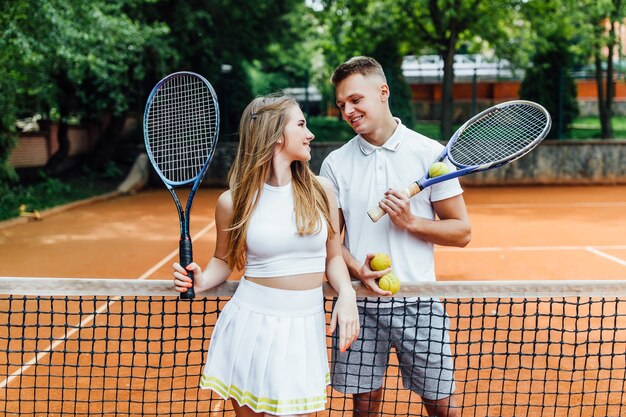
[379,190,471,247]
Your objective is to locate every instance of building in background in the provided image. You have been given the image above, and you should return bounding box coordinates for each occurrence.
[403,54,626,121]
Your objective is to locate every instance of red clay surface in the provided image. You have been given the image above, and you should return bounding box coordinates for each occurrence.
[1,185,624,282]
[1,185,625,417]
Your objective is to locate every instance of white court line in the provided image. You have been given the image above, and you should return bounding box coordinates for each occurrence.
[437,245,626,252]
[438,244,626,270]
[0,220,216,390]
[211,399,225,414]
[0,297,116,390]
[586,246,626,267]
[468,202,626,209]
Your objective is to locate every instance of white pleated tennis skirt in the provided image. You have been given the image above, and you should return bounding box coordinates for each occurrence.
[200,277,329,415]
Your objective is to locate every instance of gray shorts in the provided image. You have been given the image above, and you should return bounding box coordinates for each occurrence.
[331,299,455,400]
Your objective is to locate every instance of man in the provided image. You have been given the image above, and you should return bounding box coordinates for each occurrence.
[320,56,471,417]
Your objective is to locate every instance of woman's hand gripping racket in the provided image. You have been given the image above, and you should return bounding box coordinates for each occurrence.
[368,100,551,222]
[144,72,219,299]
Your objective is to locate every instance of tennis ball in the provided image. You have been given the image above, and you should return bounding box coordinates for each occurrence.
[369,253,392,271]
[429,162,449,178]
[377,272,401,294]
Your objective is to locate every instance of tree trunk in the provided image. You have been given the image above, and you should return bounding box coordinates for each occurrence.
[440,46,455,140]
[603,20,616,139]
[595,50,610,139]
[45,105,69,175]
[45,72,76,175]
[90,112,128,171]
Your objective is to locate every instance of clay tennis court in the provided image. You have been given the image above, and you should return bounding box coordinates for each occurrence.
[1,184,626,416]
[1,184,624,280]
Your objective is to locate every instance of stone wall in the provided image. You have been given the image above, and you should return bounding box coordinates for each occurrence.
[459,140,626,185]
[203,140,626,186]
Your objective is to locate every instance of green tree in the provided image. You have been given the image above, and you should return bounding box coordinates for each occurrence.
[133,0,303,140]
[3,0,303,180]
[319,0,519,138]
[519,34,579,139]
[400,0,516,139]
[3,0,169,173]
[517,0,582,139]
[318,0,416,127]
[372,36,416,127]
[579,0,625,138]
[0,2,21,182]
[248,1,321,97]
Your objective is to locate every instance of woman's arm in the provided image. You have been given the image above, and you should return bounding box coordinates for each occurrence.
[319,177,360,352]
[173,190,234,293]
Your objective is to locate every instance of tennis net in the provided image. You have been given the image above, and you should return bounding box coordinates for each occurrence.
[1,277,626,416]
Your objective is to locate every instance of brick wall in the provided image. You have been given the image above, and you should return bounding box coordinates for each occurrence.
[9,123,97,169]
[7,134,50,168]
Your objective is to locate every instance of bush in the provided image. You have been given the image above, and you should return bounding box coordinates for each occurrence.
[0,167,122,221]
[519,34,579,139]
[0,73,18,183]
[307,116,356,142]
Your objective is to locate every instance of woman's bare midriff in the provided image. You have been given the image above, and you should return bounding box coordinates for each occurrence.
[246,272,325,290]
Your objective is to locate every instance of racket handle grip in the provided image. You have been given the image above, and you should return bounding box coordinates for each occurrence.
[367,206,386,222]
[367,183,422,223]
[179,238,195,300]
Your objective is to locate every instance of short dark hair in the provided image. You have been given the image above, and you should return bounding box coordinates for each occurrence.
[331,56,387,86]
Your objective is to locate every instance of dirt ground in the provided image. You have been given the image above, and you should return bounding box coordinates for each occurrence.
[1,185,624,282]
[1,184,625,417]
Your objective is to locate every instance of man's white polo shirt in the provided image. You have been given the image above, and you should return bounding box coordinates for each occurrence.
[320,118,463,288]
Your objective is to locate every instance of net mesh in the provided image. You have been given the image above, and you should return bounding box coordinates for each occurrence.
[1,278,625,417]
[449,102,549,167]
[145,74,219,183]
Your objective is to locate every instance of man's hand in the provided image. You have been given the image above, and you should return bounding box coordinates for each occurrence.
[355,253,392,296]
[378,188,416,230]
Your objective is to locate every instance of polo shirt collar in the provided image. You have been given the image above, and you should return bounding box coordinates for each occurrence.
[357,118,405,155]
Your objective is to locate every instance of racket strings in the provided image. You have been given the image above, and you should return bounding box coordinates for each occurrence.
[450,104,548,166]
[146,74,218,183]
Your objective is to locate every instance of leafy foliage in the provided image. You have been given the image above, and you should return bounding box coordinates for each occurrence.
[6,0,169,119]
[0,167,122,221]
[316,1,416,125]
[3,0,623,192]
[517,0,583,139]
[307,116,356,142]
[1,0,306,183]
[519,34,580,139]
[0,2,24,183]
[318,0,520,138]
[131,0,304,140]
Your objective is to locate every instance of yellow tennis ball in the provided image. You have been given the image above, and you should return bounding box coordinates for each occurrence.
[377,272,401,294]
[429,162,449,178]
[369,253,392,271]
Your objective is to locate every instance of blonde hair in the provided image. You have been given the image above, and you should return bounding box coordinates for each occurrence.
[226,93,335,270]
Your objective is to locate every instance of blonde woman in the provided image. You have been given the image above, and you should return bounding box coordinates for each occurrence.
[173,93,359,417]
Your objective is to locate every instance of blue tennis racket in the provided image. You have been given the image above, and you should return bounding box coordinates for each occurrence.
[144,72,219,299]
[368,100,551,222]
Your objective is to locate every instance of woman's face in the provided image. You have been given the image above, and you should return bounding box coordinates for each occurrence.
[277,105,315,162]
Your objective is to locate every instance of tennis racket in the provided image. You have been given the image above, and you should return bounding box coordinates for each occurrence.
[368,100,551,222]
[144,71,219,299]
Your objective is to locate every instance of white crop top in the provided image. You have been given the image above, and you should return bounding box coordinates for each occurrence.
[245,182,327,277]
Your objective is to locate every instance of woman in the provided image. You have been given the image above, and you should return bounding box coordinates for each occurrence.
[173,93,359,416]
